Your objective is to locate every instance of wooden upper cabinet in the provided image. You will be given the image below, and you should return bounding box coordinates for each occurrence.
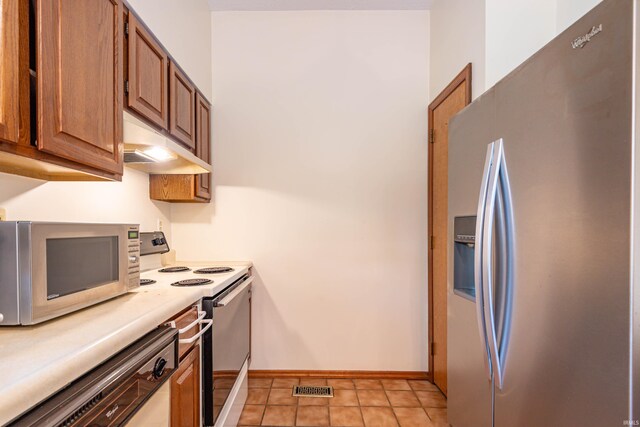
[127,12,169,129]
[169,61,196,151]
[171,345,200,427]
[0,0,22,145]
[149,93,211,203]
[195,94,211,200]
[37,0,123,175]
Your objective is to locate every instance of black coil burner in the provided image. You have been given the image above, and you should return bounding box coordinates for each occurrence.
[193,267,235,274]
[158,266,191,273]
[139,279,156,286]
[171,278,213,287]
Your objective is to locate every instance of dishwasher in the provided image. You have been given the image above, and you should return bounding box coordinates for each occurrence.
[8,327,178,427]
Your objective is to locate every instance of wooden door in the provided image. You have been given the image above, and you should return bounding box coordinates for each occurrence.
[37,0,123,175]
[195,94,211,200]
[169,61,196,151]
[127,12,168,130]
[0,0,22,145]
[171,345,200,427]
[428,64,472,396]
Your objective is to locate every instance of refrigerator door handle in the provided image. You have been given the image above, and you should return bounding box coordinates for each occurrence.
[482,139,515,390]
[496,141,515,389]
[482,139,502,389]
[474,142,495,381]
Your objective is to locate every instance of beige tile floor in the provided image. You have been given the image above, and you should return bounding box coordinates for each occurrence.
[238,377,448,427]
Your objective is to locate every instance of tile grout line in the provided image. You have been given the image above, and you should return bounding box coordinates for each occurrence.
[383,387,403,427]
[259,380,270,426]
[293,385,299,426]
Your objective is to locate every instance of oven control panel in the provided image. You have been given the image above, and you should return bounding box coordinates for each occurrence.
[140,231,170,256]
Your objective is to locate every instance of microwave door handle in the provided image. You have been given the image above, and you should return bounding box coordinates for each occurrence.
[213,277,253,307]
[178,319,213,345]
[475,142,495,381]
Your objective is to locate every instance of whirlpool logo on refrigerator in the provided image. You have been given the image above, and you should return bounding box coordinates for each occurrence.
[571,24,603,49]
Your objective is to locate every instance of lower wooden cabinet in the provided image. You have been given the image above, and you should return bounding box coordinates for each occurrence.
[171,344,200,427]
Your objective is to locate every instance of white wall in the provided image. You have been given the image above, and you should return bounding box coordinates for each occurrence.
[171,10,430,371]
[429,0,486,100]
[556,0,602,33]
[0,169,172,234]
[0,0,212,236]
[429,0,602,101]
[127,0,213,98]
[485,0,556,88]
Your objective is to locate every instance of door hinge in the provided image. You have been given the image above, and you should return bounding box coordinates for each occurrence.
[124,22,129,37]
[124,80,129,96]
[431,342,435,355]
[429,129,435,144]
[430,236,435,250]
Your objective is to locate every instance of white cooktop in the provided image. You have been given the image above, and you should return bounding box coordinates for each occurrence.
[139,262,252,298]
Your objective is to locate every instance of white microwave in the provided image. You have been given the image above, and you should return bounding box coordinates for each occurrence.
[0,222,140,325]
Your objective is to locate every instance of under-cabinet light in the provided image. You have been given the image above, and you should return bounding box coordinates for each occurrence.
[142,146,177,162]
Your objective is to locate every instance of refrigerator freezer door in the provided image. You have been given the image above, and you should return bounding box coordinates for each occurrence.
[488,0,633,425]
[448,91,498,427]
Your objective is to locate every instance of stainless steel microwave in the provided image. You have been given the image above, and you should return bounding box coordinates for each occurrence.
[0,222,140,325]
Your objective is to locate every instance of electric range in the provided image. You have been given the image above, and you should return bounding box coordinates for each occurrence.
[138,231,253,427]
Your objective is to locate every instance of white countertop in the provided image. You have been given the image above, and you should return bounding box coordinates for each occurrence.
[0,262,251,425]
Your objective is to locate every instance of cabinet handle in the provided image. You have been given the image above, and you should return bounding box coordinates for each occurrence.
[168,309,205,334]
[178,319,212,344]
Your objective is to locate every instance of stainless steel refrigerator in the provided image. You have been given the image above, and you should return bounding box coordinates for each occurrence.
[448,1,639,426]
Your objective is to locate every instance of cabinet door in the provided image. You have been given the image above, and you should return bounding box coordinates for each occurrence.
[0,0,20,144]
[127,12,168,129]
[171,345,200,427]
[37,0,123,175]
[195,173,211,201]
[195,94,211,200]
[169,61,196,151]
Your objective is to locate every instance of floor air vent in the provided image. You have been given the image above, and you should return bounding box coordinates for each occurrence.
[292,385,334,397]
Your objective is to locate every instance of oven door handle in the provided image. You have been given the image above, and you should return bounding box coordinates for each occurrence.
[168,309,206,334]
[213,277,254,307]
[179,319,213,344]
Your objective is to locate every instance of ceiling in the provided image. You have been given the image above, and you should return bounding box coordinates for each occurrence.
[208,0,432,11]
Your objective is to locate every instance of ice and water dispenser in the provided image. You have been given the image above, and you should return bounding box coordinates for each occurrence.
[453,216,476,300]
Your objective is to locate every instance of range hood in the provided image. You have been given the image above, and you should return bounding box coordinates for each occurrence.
[123,111,212,174]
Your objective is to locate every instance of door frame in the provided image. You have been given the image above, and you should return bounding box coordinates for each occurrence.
[427,63,472,382]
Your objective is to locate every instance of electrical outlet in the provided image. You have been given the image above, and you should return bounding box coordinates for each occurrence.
[157,218,163,231]
[0,208,6,221]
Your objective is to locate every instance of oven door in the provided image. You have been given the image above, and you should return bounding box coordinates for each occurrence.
[203,275,252,426]
[20,222,137,324]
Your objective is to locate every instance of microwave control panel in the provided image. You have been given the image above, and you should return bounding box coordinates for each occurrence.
[127,225,141,289]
